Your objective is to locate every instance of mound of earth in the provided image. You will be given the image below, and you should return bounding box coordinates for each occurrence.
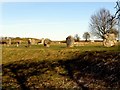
[2,51,120,89]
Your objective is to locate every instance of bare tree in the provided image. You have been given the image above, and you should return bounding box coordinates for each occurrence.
[89,8,117,39]
[83,32,90,42]
[115,0,120,20]
[74,34,80,42]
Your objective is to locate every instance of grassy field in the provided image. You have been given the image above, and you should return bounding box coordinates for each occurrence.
[2,42,120,64]
[2,42,120,89]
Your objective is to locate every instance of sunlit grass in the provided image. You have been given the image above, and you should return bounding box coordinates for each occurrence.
[2,43,120,89]
[2,43,120,64]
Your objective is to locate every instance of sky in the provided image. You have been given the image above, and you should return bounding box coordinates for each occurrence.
[1,1,117,40]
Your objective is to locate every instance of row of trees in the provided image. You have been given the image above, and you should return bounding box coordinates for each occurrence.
[74,32,90,42]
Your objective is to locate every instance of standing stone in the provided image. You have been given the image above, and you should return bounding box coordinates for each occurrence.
[103,33,117,47]
[31,39,35,45]
[16,42,19,47]
[19,40,22,44]
[41,38,44,44]
[8,38,11,47]
[44,38,51,47]
[28,39,32,47]
[66,35,74,47]
[37,38,44,45]
[16,40,21,47]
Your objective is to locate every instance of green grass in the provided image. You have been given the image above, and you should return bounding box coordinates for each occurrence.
[2,43,120,89]
[2,43,120,64]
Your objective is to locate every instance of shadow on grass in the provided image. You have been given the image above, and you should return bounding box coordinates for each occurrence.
[59,51,120,88]
[2,51,120,89]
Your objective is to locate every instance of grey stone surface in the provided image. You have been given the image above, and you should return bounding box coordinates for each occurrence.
[7,38,11,47]
[31,39,36,45]
[66,35,74,47]
[103,33,117,47]
[41,38,44,44]
[8,38,11,45]
[28,39,32,47]
[44,39,51,47]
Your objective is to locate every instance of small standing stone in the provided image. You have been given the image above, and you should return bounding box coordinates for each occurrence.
[44,39,51,47]
[103,33,117,47]
[7,38,11,47]
[16,42,19,47]
[28,39,32,47]
[41,38,44,44]
[66,35,74,47]
[31,39,36,45]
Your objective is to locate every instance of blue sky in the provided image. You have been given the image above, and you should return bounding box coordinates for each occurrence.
[1,2,116,40]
